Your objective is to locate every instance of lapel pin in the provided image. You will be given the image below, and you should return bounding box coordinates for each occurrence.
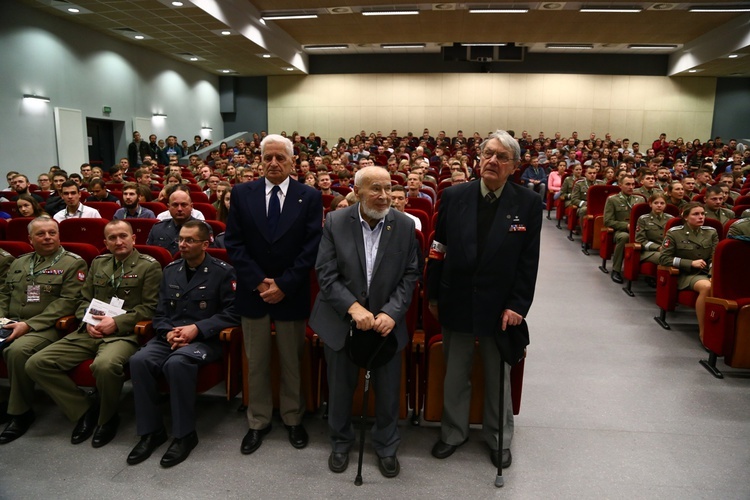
[386,225,391,231]
[298,199,302,203]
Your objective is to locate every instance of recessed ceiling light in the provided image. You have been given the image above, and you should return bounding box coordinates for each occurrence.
[381,43,427,49]
[468,8,529,13]
[261,54,272,58]
[628,44,677,50]
[284,67,295,71]
[689,7,750,12]
[221,30,231,35]
[305,45,348,50]
[728,54,739,58]
[362,10,419,16]
[688,69,697,73]
[67,8,80,13]
[221,69,232,73]
[171,1,183,6]
[461,43,508,47]
[189,57,198,61]
[580,7,641,13]
[546,43,593,49]
[262,14,318,20]
[134,35,145,40]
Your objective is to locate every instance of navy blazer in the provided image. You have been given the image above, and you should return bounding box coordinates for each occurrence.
[427,180,541,336]
[224,178,322,321]
[309,205,421,352]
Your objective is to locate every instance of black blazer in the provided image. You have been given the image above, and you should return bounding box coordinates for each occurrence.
[427,180,541,336]
[224,178,322,321]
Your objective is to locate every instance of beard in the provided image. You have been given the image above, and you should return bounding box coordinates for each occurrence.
[361,202,389,221]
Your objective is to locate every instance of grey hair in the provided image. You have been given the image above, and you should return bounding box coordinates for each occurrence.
[480,130,521,162]
[260,134,294,158]
[27,215,55,234]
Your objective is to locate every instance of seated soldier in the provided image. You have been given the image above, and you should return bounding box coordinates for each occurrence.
[0,218,88,443]
[656,166,673,191]
[635,193,674,279]
[634,170,662,200]
[727,217,750,237]
[666,181,688,211]
[717,173,739,205]
[559,164,583,208]
[604,174,644,284]
[53,180,102,222]
[126,220,239,468]
[703,185,733,225]
[148,187,207,254]
[571,165,604,221]
[27,220,162,447]
[693,168,713,193]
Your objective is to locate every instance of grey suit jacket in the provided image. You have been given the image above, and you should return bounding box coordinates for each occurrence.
[309,204,421,352]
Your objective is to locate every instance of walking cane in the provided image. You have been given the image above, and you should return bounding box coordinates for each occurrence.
[495,353,505,488]
[345,322,397,487]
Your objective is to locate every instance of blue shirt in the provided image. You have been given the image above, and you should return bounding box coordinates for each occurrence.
[358,207,384,292]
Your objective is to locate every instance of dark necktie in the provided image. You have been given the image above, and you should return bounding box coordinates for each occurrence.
[268,185,281,236]
[485,192,497,203]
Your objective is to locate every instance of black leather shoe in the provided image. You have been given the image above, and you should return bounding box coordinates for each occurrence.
[240,424,272,455]
[92,414,120,448]
[610,271,624,284]
[127,428,168,465]
[431,438,468,459]
[160,431,199,468]
[328,451,349,473]
[490,449,512,469]
[286,424,308,449]
[0,411,35,444]
[378,456,400,478]
[71,407,99,444]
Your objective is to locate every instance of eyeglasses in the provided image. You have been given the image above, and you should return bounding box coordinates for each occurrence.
[481,150,514,163]
[177,237,206,245]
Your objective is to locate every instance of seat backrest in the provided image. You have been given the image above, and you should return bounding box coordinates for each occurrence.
[140,201,167,215]
[6,217,34,242]
[586,184,621,217]
[0,240,34,257]
[206,247,230,263]
[735,195,750,206]
[732,204,750,218]
[126,218,159,245]
[190,191,209,203]
[405,208,430,236]
[0,218,6,240]
[710,239,750,300]
[193,202,217,221]
[204,220,226,240]
[627,203,652,242]
[0,201,20,218]
[58,218,110,251]
[60,242,101,266]
[134,244,173,267]
[83,201,119,221]
[405,196,433,216]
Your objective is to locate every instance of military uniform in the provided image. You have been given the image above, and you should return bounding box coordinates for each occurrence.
[558,175,580,208]
[743,208,750,219]
[571,178,604,219]
[634,186,662,200]
[27,250,162,426]
[0,248,87,415]
[146,217,197,255]
[704,207,734,225]
[0,249,14,282]
[667,197,688,212]
[129,254,239,439]
[603,192,646,272]
[728,218,750,238]
[660,224,719,290]
[635,212,674,263]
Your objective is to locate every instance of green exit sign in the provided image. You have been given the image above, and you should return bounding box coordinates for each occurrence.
[103,106,112,114]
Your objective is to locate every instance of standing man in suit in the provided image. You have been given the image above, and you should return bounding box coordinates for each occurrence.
[225,134,323,456]
[126,220,238,467]
[427,129,542,469]
[309,166,420,477]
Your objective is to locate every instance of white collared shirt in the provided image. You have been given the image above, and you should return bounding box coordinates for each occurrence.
[358,206,385,291]
[53,204,101,222]
[265,176,290,214]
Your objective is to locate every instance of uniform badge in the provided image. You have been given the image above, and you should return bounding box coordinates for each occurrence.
[663,238,670,248]
[77,271,86,282]
[232,281,237,291]
[170,301,176,308]
[199,301,207,310]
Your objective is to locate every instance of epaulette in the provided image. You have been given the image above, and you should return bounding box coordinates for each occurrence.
[700,226,718,232]
[210,256,229,267]
[64,251,82,260]
[667,225,685,232]
[165,259,182,268]
[0,249,11,257]
[139,254,157,262]
[19,252,35,258]
[93,254,109,260]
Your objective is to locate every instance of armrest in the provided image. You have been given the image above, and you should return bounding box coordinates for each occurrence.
[705,297,738,312]
[134,320,154,339]
[657,265,680,276]
[412,331,425,353]
[56,315,79,334]
[602,227,614,234]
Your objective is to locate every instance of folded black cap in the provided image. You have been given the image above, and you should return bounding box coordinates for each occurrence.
[495,319,529,366]
[346,323,398,370]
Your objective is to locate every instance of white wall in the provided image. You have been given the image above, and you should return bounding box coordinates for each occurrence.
[0,2,223,180]
[268,73,717,146]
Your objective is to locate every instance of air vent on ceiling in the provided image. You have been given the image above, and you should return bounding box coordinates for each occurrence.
[648,3,677,10]
[327,6,353,14]
[539,2,566,10]
[432,3,456,10]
